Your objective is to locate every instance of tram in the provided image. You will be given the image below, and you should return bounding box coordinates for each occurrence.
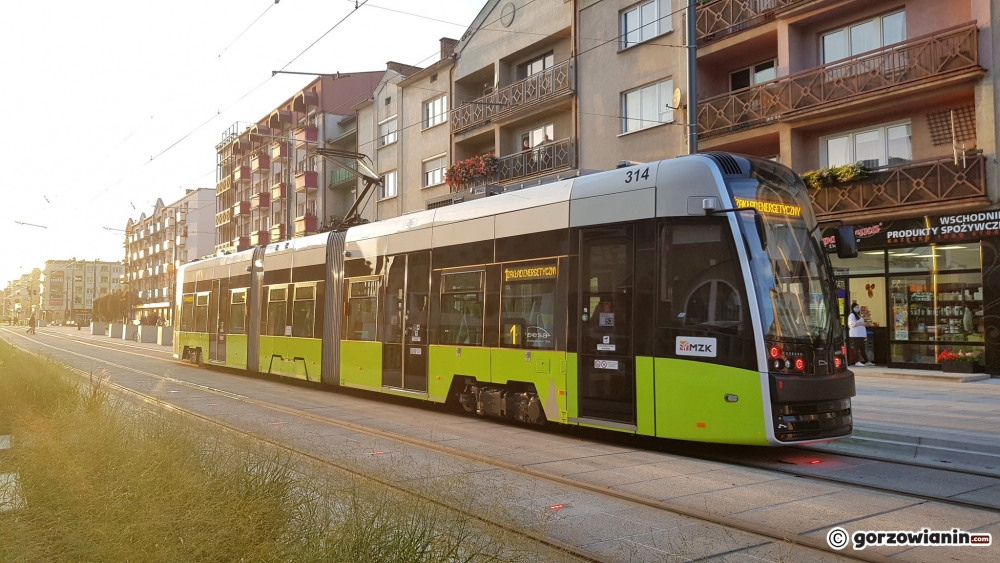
[174,153,856,446]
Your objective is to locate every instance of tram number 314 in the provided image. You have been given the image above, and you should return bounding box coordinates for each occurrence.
[623,167,650,184]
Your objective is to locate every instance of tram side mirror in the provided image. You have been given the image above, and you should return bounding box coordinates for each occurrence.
[835,226,858,259]
[754,213,768,251]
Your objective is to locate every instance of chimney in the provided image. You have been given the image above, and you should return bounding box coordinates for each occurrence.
[440,37,459,60]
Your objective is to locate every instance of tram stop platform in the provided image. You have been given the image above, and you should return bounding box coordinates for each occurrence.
[811,366,1000,474]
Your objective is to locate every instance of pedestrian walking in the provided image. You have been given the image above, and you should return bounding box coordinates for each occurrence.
[848,302,870,366]
[26,312,36,335]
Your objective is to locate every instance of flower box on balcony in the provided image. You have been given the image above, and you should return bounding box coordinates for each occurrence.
[251,192,270,209]
[270,223,286,240]
[271,142,289,162]
[295,125,318,146]
[295,214,318,234]
[251,153,270,173]
[271,182,287,200]
[295,171,318,192]
[250,230,270,246]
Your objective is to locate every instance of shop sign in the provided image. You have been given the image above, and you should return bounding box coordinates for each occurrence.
[823,210,1000,252]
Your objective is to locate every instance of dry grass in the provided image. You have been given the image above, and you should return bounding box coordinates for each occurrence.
[0,341,558,563]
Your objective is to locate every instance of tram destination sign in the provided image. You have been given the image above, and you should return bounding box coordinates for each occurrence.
[822,210,1000,252]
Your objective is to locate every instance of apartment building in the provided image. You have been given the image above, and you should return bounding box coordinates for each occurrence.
[124,188,215,323]
[3,269,41,323]
[353,61,434,222]
[40,260,123,325]
[693,0,1000,371]
[214,73,384,253]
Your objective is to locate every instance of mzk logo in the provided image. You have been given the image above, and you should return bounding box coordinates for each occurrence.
[676,337,717,358]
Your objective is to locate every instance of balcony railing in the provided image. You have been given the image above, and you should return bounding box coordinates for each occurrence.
[451,138,575,192]
[215,209,232,228]
[698,23,980,138]
[451,59,573,134]
[697,0,807,46]
[329,163,356,187]
[810,154,987,221]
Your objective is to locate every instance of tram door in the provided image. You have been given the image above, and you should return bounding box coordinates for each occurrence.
[209,278,228,363]
[577,226,636,424]
[381,252,430,391]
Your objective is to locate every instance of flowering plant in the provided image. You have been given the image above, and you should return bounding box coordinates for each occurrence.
[937,349,979,363]
[445,152,498,187]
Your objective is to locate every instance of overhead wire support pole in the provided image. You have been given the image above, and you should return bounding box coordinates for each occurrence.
[687,0,698,155]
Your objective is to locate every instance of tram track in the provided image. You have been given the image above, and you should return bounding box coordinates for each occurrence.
[4,327,990,563]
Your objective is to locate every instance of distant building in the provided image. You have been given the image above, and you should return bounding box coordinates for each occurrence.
[124,188,215,324]
[40,260,123,325]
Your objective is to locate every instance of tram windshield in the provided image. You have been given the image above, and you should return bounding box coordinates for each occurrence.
[729,160,839,345]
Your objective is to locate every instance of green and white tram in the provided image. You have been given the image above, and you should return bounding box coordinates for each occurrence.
[174,153,855,446]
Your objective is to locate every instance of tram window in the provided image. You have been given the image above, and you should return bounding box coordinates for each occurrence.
[347,280,378,341]
[659,222,749,335]
[194,293,209,332]
[180,294,195,332]
[291,285,316,338]
[230,290,247,335]
[500,263,557,349]
[440,271,484,346]
[266,286,288,337]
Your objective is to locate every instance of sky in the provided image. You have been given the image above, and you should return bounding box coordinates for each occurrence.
[0,0,486,285]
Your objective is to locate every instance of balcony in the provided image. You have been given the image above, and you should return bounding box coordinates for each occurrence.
[251,230,270,246]
[271,182,287,200]
[329,163,356,188]
[449,138,575,191]
[251,153,270,173]
[232,165,251,184]
[698,23,981,139]
[232,236,250,251]
[233,201,251,217]
[810,154,988,223]
[271,142,289,163]
[270,223,286,241]
[176,210,187,223]
[295,214,318,235]
[295,125,318,147]
[294,170,318,193]
[251,191,270,209]
[451,59,574,135]
[697,0,808,46]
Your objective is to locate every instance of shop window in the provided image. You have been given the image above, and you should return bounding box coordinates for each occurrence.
[230,290,247,335]
[180,294,195,332]
[265,286,287,337]
[822,11,906,64]
[888,244,981,273]
[346,280,378,341]
[730,60,776,91]
[500,262,557,350]
[194,293,209,333]
[831,250,886,276]
[822,122,912,168]
[889,271,984,365]
[291,285,316,338]
[439,271,484,346]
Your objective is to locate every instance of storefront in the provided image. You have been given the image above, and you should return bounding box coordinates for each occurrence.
[823,209,1000,374]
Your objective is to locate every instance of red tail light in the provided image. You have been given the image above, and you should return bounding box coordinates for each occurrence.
[769,345,782,359]
[834,357,843,369]
[841,344,847,356]
[794,357,805,371]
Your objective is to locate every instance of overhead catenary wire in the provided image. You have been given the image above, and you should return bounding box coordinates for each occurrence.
[218,0,280,58]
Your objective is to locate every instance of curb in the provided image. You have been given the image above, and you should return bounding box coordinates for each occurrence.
[854,369,991,383]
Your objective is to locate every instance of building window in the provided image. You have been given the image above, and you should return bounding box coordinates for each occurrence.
[423,96,448,129]
[730,60,776,91]
[622,79,674,133]
[380,171,398,200]
[822,121,912,168]
[521,124,554,148]
[621,0,672,49]
[518,52,554,79]
[378,117,398,147]
[822,11,905,64]
[422,155,447,188]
